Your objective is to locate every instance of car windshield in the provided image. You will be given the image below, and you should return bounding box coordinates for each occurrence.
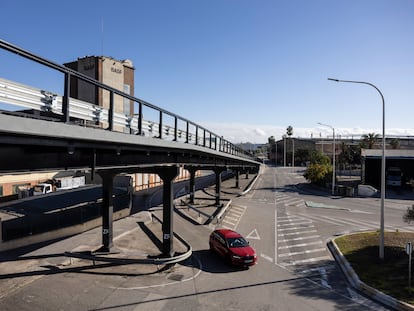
[227,237,249,248]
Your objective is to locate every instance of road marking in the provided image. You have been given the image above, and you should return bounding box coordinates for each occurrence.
[277,225,315,232]
[110,255,203,290]
[350,209,373,214]
[275,197,289,202]
[278,248,327,258]
[282,255,331,266]
[318,215,376,229]
[279,235,321,243]
[260,253,273,263]
[246,228,261,240]
[278,230,317,237]
[222,219,236,226]
[278,241,323,250]
[274,167,278,263]
[299,264,336,274]
[297,213,339,226]
[229,210,244,216]
[277,221,313,227]
[277,216,302,222]
[225,215,239,222]
[220,205,246,230]
[284,198,304,205]
[278,218,302,223]
[274,208,278,264]
[319,267,332,289]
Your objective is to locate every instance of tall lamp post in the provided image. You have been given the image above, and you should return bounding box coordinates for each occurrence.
[328,77,386,260]
[318,122,335,195]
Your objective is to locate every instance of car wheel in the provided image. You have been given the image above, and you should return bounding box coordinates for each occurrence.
[226,254,233,266]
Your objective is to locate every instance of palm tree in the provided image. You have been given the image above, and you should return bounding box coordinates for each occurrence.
[362,133,379,149]
[286,126,293,137]
[286,126,293,165]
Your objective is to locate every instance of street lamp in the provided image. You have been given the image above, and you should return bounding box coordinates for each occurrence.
[318,122,335,196]
[328,77,386,260]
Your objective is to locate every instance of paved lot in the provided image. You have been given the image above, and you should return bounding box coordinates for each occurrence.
[0,172,257,304]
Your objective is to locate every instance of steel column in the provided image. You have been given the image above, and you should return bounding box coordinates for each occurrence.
[214,167,226,206]
[158,166,180,257]
[187,167,197,204]
[99,172,115,253]
[235,169,240,188]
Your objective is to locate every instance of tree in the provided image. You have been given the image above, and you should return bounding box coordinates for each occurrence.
[295,149,311,166]
[337,142,361,168]
[390,138,400,149]
[304,151,332,186]
[361,133,379,149]
[309,150,330,165]
[286,126,294,165]
[267,136,276,161]
[403,205,414,223]
[304,163,332,186]
[286,126,293,137]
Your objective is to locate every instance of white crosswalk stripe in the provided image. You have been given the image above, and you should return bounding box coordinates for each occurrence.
[218,205,246,230]
[276,213,330,268]
[298,213,414,233]
[273,193,305,207]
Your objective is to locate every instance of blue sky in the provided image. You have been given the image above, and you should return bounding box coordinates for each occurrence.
[1,0,414,143]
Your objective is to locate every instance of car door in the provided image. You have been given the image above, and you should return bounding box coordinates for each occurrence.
[215,232,229,258]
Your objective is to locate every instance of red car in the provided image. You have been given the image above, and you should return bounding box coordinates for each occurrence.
[209,229,257,267]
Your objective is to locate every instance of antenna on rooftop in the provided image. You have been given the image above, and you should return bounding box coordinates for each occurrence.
[101,17,104,56]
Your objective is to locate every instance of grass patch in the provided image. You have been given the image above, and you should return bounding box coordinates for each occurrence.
[335,231,414,304]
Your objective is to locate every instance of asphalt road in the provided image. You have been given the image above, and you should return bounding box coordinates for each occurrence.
[2,165,412,310]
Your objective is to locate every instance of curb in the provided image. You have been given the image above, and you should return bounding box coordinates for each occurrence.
[327,237,414,311]
[214,199,232,224]
[65,212,192,266]
[240,166,262,196]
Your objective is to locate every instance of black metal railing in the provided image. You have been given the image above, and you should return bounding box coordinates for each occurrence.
[0,39,258,161]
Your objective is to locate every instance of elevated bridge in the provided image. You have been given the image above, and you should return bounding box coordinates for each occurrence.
[0,39,261,257]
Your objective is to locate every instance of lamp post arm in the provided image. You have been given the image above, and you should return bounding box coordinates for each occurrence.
[328,77,386,260]
[328,78,384,104]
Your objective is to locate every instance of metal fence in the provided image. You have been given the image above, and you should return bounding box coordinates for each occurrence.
[0,39,257,161]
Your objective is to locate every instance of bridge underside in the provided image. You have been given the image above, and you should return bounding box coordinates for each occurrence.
[0,113,257,173]
[0,113,259,256]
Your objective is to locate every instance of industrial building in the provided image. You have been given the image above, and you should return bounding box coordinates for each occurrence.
[0,55,194,199]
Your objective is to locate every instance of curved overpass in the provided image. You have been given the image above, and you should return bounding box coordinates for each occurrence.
[0,39,261,257]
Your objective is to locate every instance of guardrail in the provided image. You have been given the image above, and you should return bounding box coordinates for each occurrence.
[0,39,258,161]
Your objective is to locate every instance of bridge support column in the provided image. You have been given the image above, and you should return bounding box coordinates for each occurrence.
[158,166,180,257]
[214,167,226,206]
[187,167,198,204]
[98,172,115,253]
[235,169,240,189]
